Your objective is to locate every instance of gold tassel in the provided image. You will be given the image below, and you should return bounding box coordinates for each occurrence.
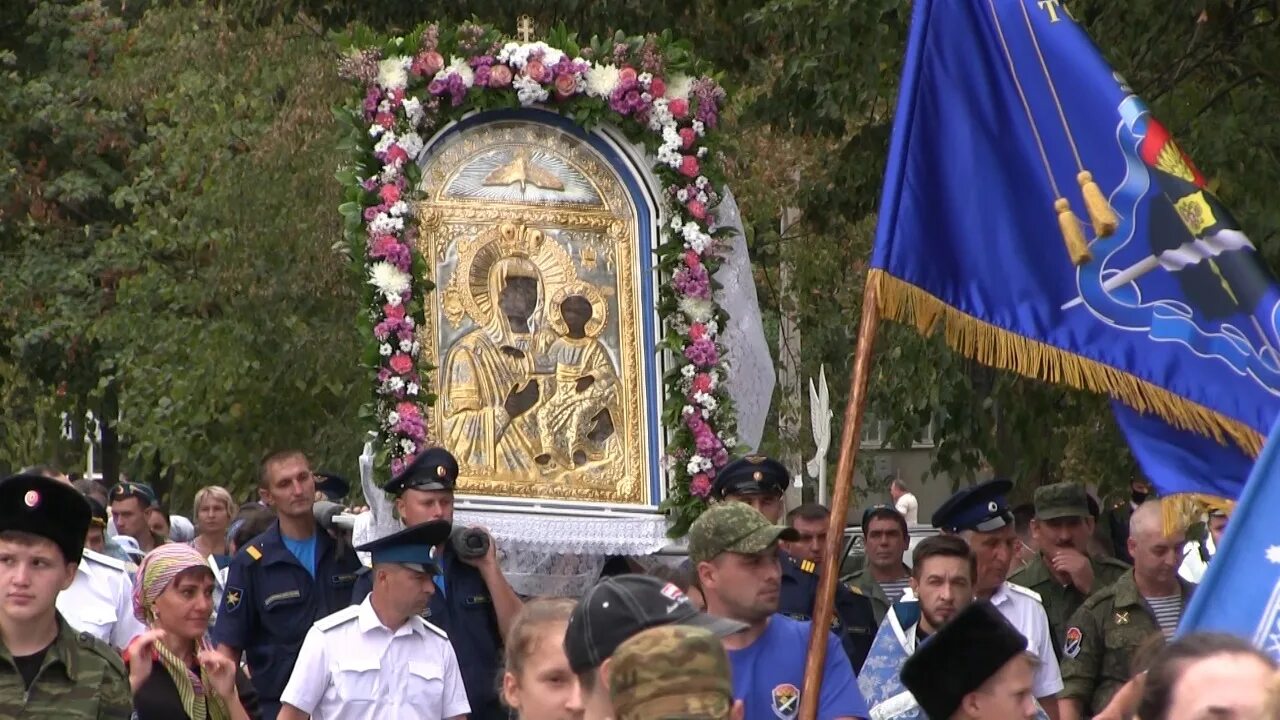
[1159,494,1237,537]
[869,269,1267,457]
[1077,170,1118,237]
[1055,198,1092,265]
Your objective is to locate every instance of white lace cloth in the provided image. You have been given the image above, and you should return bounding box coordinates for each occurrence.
[713,189,776,450]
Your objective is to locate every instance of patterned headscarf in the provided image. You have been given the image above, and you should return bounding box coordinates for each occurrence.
[134,544,230,720]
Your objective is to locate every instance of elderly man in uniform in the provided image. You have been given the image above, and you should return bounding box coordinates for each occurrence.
[1009,483,1129,656]
[351,447,522,720]
[900,601,1040,720]
[564,574,746,720]
[0,472,132,718]
[213,450,363,720]
[710,454,877,672]
[280,520,469,720]
[690,501,868,720]
[859,535,977,720]
[933,480,1063,720]
[1059,501,1193,720]
[844,505,913,624]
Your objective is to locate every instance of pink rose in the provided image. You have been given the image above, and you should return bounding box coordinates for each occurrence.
[649,77,666,97]
[489,64,513,88]
[687,200,707,220]
[690,473,712,499]
[679,155,700,178]
[692,373,713,393]
[669,98,689,118]
[370,235,400,257]
[619,66,638,84]
[690,323,707,341]
[417,50,445,77]
[683,250,701,268]
[374,112,396,129]
[679,127,696,150]
[383,304,406,321]
[385,145,408,165]
[554,72,578,98]
[379,185,401,204]
[525,60,549,83]
[388,353,413,375]
[396,401,421,419]
[388,89,405,105]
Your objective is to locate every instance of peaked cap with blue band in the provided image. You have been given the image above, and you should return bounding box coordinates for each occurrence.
[711,454,789,499]
[931,479,1015,533]
[355,520,451,574]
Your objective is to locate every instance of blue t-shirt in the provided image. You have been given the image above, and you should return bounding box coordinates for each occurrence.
[282,533,317,578]
[730,614,869,720]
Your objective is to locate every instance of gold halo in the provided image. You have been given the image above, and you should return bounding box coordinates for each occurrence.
[548,281,608,338]
[451,222,575,325]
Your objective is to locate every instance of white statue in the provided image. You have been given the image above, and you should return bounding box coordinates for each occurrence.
[807,365,832,505]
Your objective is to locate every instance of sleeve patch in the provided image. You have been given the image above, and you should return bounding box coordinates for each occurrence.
[224,586,244,612]
[1064,626,1083,658]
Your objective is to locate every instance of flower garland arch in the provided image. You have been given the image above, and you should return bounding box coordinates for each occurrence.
[337,22,736,534]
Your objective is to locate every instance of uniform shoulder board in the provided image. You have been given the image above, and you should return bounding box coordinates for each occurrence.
[314,605,360,632]
[82,548,127,572]
[1004,582,1042,603]
[423,620,448,640]
[77,631,128,671]
[1101,556,1131,570]
[245,545,263,561]
[845,582,864,596]
[799,559,817,574]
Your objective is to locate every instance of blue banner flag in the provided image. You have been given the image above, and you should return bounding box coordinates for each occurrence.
[1179,415,1280,657]
[871,0,1280,502]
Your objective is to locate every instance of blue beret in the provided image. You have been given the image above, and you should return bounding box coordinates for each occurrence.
[385,447,459,495]
[711,455,789,499]
[355,520,452,574]
[931,479,1014,533]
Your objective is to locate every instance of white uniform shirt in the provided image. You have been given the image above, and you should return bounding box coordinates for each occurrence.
[57,549,146,650]
[990,582,1064,698]
[895,493,919,524]
[281,596,470,720]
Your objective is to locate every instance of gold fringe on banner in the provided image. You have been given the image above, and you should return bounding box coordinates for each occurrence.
[1160,493,1237,537]
[869,269,1266,458]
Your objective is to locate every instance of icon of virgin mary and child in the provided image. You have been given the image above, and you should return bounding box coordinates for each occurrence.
[442,251,620,476]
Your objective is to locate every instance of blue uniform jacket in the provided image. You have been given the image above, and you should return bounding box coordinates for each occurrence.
[352,544,506,720]
[212,520,362,720]
[777,552,877,673]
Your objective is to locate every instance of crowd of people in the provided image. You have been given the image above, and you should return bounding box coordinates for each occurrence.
[0,449,1273,720]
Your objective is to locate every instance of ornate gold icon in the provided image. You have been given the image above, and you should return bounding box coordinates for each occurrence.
[482,148,566,194]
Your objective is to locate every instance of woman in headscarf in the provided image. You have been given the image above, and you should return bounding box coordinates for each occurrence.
[124,544,259,720]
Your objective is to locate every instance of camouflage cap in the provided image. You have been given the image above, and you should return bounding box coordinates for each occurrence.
[1033,482,1091,521]
[687,501,800,564]
[609,625,734,720]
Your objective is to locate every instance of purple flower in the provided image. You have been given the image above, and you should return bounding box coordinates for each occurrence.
[428,79,445,95]
[713,448,730,466]
[672,265,712,300]
[361,177,379,192]
[391,457,406,476]
[362,87,381,118]
[377,368,392,383]
[611,42,629,65]
[362,205,381,221]
[473,65,492,87]
[684,338,719,367]
[694,427,721,455]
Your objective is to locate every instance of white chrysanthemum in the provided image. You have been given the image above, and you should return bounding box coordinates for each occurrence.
[670,216,683,231]
[679,297,714,323]
[666,73,694,100]
[681,365,696,378]
[686,458,704,475]
[368,214,403,235]
[401,97,424,127]
[585,63,620,98]
[682,405,695,416]
[378,56,409,91]
[399,339,413,352]
[388,377,404,391]
[400,439,416,454]
[379,343,393,357]
[373,131,397,154]
[692,120,706,136]
[696,176,709,189]
[435,56,475,88]
[407,382,420,396]
[387,411,400,425]
[369,261,411,298]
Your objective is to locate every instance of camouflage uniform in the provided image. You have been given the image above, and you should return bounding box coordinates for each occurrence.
[1008,482,1130,655]
[842,565,910,624]
[0,614,132,718]
[609,624,734,720]
[1060,570,1195,715]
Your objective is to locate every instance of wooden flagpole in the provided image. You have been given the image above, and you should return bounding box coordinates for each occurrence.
[798,278,881,720]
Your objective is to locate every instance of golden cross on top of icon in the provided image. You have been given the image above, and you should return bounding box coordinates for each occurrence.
[517,15,536,42]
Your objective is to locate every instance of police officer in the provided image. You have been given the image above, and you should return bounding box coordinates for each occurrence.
[1059,501,1194,720]
[1008,483,1129,655]
[351,448,523,720]
[710,454,877,672]
[0,473,132,718]
[933,479,1063,719]
[280,521,470,720]
[213,450,363,720]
